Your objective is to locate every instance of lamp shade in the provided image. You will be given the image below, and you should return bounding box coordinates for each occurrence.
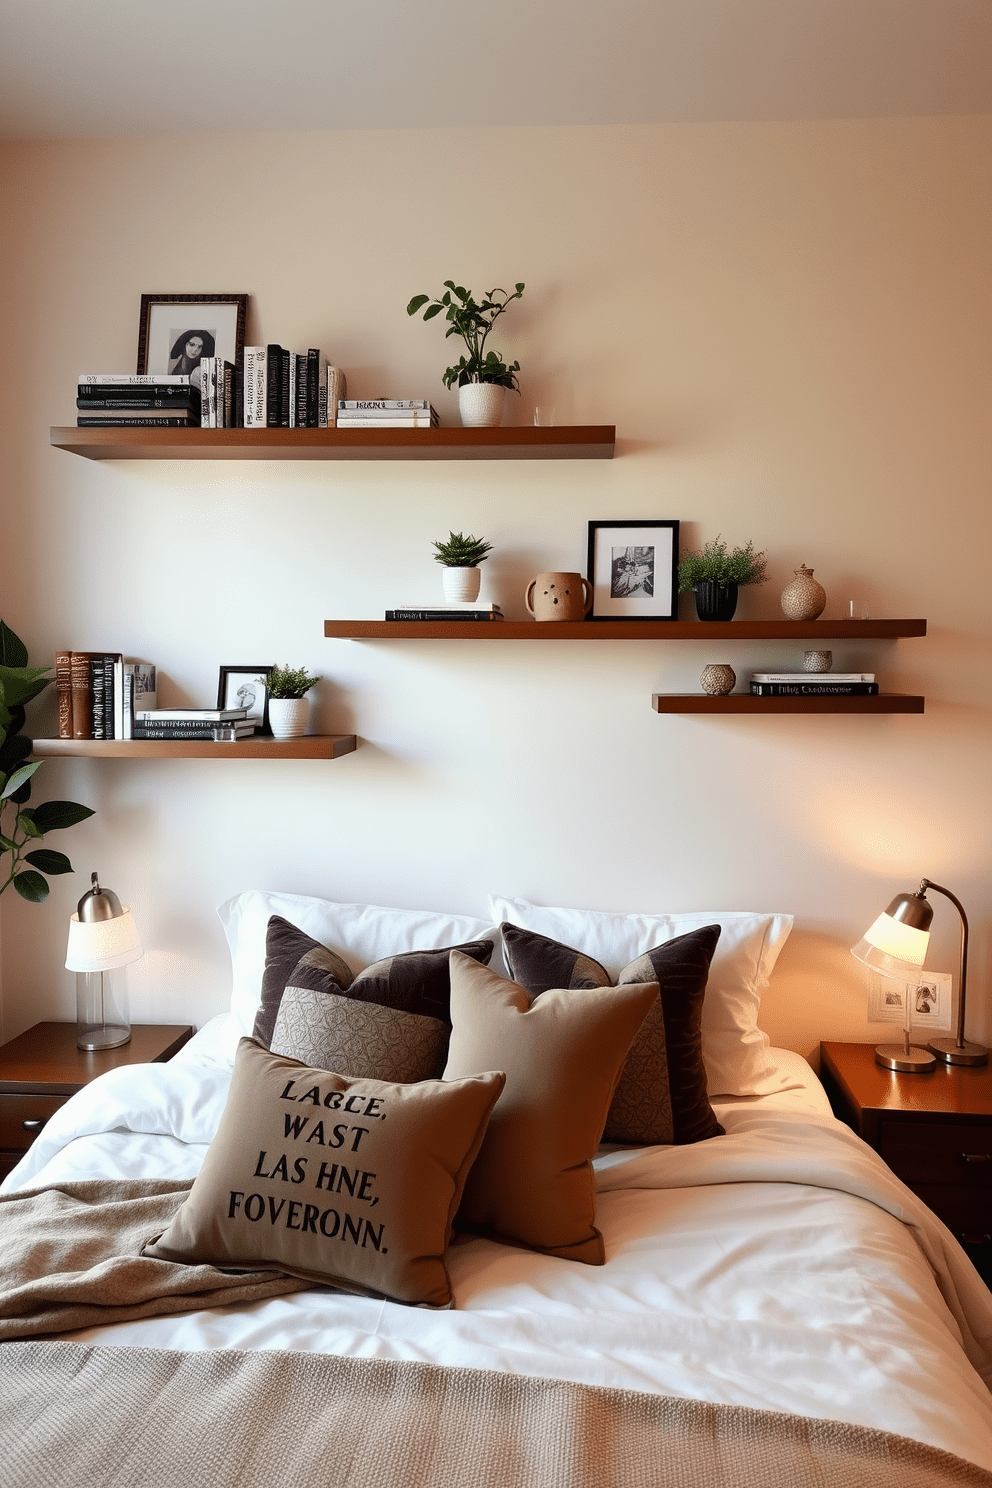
[65,908,143,972]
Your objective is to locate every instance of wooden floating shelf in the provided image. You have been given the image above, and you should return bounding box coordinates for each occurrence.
[651,694,925,715]
[325,619,927,641]
[50,426,615,462]
[31,735,356,760]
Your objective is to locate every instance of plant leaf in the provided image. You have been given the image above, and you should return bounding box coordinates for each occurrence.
[25,847,73,875]
[13,869,48,902]
[0,833,16,851]
[1,761,40,799]
[422,303,443,321]
[29,799,95,832]
[16,809,43,839]
[0,622,29,668]
[406,295,429,315]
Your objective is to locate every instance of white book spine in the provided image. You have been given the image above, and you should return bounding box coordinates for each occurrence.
[244,347,267,427]
[78,374,192,386]
[288,352,298,428]
[326,366,346,426]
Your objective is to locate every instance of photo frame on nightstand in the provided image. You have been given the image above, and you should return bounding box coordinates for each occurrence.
[867,971,953,1032]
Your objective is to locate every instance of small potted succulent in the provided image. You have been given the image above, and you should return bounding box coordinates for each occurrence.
[432,531,493,603]
[407,281,524,428]
[677,537,768,621]
[260,664,319,740]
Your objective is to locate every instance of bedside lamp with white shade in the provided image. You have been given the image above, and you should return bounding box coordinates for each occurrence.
[66,871,142,1050]
[852,877,985,1072]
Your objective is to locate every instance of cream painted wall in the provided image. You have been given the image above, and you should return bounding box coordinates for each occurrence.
[1,118,989,1061]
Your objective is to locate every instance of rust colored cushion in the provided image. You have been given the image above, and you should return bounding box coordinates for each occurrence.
[500,921,724,1146]
[442,952,656,1265]
[146,1037,504,1308]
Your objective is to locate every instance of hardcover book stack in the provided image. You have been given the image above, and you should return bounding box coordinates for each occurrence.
[749,671,878,697]
[337,399,438,429]
[197,357,236,427]
[76,375,199,428]
[55,653,157,740]
[243,347,346,428]
[384,602,503,622]
[133,708,255,740]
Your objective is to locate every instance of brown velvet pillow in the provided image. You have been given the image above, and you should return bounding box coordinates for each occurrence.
[500,921,724,1146]
[146,1038,505,1308]
[253,916,494,1084]
[442,952,657,1265]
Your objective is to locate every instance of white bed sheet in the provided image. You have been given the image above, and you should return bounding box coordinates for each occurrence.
[6,1023,992,1471]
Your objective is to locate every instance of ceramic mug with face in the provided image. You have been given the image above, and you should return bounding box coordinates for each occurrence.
[524,572,593,622]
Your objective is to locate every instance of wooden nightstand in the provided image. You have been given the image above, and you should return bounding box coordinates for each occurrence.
[0,1021,194,1180]
[820,1040,992,1280]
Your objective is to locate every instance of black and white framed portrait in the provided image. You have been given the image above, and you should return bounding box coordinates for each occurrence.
[137,294,248,384]
[586,520,679,620]
[217,665,273,734]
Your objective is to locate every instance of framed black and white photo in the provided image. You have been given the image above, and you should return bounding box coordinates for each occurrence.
[586,520,679,620]
[217,665,273,735]
[867,972,953,1032]
[137,294,248,383]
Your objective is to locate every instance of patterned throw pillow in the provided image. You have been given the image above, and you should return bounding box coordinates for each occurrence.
[500,921,724,1146]
[146,1038,505,1308]
[253,916,494,1082]
[443,952,657,1264]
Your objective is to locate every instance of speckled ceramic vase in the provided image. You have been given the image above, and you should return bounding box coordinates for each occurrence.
[700,663,736,695]
[780,565,826,621]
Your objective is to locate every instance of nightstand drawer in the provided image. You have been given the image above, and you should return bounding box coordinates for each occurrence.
[910,1183,992,1238]
[879,1119,992,1189]
[0,1092,67,1152]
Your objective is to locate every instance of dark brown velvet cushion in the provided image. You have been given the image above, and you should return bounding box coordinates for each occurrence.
[500,921,724,1146]
[252,916,494,1084]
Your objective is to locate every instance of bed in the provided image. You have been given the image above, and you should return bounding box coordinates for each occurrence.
[3,891,992,1487]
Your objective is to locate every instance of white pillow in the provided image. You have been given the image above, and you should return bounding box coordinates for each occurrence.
[488,895,793,1096]
[218,890,499,1037]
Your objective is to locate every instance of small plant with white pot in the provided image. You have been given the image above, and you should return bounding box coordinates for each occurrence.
[258,664,319,740]
[431,531,493,603]
[407,281,525,427]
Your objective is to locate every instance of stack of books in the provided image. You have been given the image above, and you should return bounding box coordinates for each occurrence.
[243,347,346,428]
[384,602,503,622]
[198,357,236,427]
[749,671,878,697]
[133,708,256,740]
[337,399,438,429]
[76,375,199,428]
[55,653,157,739]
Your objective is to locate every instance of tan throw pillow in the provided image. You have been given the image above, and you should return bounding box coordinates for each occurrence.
[442,951,657,1265]
[145,1038,505,1308]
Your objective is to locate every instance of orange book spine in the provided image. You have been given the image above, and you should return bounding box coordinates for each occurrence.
[69,651,96,739]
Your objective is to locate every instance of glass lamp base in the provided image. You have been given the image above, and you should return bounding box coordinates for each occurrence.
[928,1037,988,1067]
[875,1043,936,1072]
[77,1024,131,1051]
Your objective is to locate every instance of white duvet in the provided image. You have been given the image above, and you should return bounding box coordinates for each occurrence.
[6,1018,992,1472]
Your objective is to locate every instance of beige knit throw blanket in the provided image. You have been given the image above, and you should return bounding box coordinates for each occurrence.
[3,1341,991,1488]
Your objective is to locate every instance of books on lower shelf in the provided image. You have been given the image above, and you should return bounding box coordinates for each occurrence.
[749,681,880,696]
[337,399,438,429]
[135,708,248,722]
[750,672,875,683]
[76,374,200,428]
[56,653,156,739]
[384,603,503,621]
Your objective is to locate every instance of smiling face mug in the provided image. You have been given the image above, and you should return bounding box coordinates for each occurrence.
[524,572,593,622]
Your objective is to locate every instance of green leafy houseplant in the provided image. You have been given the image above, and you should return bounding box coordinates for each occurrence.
[0,620,94,902]
[263,665,319,700]
[431,532,493,568]
[407,282,525,390]
[677,537,768,593]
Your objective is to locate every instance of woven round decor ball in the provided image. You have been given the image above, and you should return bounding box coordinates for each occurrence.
[700,663,736,695]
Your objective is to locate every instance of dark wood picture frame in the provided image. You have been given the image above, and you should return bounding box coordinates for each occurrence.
[137,293,248,377]
[217,665,273,735]
[586,520,680,620]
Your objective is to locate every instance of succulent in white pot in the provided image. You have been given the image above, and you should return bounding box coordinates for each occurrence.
[260,664,319,739]
[431,531,493,603]
[407,281,524,427]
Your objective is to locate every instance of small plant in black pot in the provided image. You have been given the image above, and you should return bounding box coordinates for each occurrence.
[677,537,768,621]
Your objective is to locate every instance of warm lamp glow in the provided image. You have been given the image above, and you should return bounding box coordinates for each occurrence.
[851,911,929,976]
[65,908,143,972]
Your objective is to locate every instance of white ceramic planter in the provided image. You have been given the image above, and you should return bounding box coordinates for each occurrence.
[268,696,310,739]
[458,382,506,428]
[442,566,482,603]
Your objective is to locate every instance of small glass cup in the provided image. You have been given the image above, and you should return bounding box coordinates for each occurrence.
[847,599,870,620]
[533,406,557,427]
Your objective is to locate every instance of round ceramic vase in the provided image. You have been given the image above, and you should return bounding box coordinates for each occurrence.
[803,650,832,672]
[268,697,309,739]
[442,566,482,603]
[780,565,826,621]
[700,664,736,695]
[458,383,506,428]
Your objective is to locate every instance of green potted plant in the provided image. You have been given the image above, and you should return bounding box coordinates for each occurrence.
[260,664,319,740]
[407,281,524,428]
[677,537,768,621]
[0,620,94,901]
[432,531,493,603]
